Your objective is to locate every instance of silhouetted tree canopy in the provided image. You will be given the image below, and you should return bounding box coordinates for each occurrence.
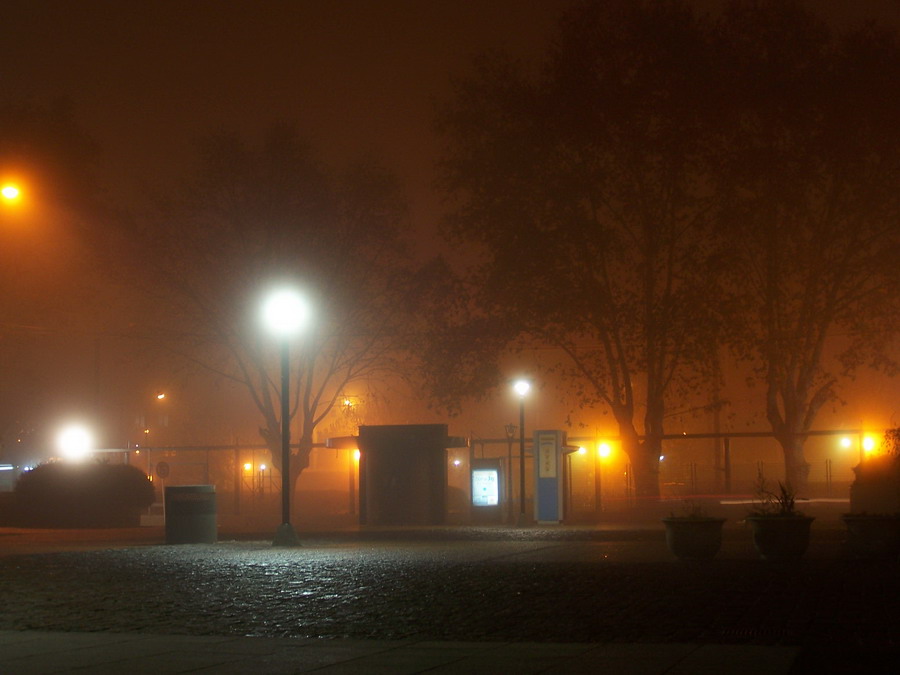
[433,0,900,495]
[434,0,728,498]
[714,1,900,487]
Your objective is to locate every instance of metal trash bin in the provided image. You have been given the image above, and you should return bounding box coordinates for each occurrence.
[165,485,217,544]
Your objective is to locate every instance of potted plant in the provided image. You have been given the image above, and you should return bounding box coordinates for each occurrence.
[745,479,814,561]
[842,428,900,558]
[662,501,727,560]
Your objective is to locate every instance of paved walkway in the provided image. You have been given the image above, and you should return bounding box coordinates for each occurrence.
[0,515,897,673]
[0,630,798,674]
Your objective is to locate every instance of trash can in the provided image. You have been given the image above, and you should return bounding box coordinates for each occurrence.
[165,485,217,544]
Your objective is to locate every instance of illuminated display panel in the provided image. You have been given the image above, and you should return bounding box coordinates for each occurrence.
[472,469,499,506]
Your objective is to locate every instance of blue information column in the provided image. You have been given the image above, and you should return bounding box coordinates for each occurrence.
[534,430,566,524]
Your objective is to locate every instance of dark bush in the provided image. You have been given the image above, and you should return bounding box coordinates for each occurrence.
[14,461,155,528]
[849,428,900,515]
[0,491,17,525]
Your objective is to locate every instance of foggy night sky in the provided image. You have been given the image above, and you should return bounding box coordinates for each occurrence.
[3,0,900,452]
[3,0,900,238]
[2,0,570,233]
[4,0,898,230]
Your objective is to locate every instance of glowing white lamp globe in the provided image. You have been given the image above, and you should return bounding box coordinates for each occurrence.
[261,289,310,337]
[57,425,93,461]
[513,379,531,398]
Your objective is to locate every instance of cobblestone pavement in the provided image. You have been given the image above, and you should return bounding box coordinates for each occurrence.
[1,525,898,672]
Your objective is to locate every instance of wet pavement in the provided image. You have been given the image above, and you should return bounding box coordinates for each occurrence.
[0,521,898,672]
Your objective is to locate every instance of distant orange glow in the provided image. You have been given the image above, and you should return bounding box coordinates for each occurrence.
[1,184,20,201]
[863,435,878,454]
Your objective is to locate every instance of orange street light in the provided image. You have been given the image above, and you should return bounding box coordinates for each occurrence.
[598,442,612,459]
[1,184,20,202]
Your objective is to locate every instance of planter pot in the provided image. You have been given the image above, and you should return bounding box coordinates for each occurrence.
[842,514,900,559]
[662,517,726,560]
[746,516,814,561]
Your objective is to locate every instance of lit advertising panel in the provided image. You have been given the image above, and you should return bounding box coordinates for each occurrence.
[472,469,499,506]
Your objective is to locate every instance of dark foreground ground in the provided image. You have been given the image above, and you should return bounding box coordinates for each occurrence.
[1,516,898,673]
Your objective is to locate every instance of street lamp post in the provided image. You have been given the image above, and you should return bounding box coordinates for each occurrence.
[504,423,516,523]
[513,380,531,526]
[262,288,310,547]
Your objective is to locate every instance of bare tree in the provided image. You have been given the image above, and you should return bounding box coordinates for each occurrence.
[432,1,726,499]
[716,1,900,489]
[134,125,414,507]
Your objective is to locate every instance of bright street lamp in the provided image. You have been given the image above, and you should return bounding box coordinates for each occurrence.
[262,289,310,337]
[1,184,20,202]
[261,287,311,547]
[57,424,93,461]
[513,379,531,526]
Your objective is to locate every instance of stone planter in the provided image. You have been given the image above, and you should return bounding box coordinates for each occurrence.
[842,514,900,559]
[662,517,726,560]
[746,516,814,561]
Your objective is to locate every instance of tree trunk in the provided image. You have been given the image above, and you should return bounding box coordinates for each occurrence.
[620,430,661,500]
[289,433,314,520]
[260,424,314,521]
[632,439,662,500]
[778,433,810,492]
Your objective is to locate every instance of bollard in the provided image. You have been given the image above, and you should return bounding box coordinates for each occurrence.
[165,485,217,544]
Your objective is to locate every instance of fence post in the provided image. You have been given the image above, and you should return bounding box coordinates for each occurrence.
[724,438,732,494]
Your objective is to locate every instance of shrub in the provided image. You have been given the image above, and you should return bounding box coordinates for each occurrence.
[14,461,155,528]
[849,428,900,515]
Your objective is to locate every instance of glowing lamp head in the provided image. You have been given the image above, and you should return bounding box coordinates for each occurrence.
[57,424,93,461]
[1,184,20,201]
[354,449,361,462]
[598,442,612,459]
[513,379,531,398]
[839,437,852,449]
[577,447,587,455]
[863,436,877,453]
[261,288,310,338]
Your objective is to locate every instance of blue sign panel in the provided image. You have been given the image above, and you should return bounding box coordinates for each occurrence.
[534,430,565,523]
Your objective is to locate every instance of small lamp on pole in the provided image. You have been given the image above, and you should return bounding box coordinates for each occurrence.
[261,287,311,547]
[513,379,531,526]
[504,422,517,523]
